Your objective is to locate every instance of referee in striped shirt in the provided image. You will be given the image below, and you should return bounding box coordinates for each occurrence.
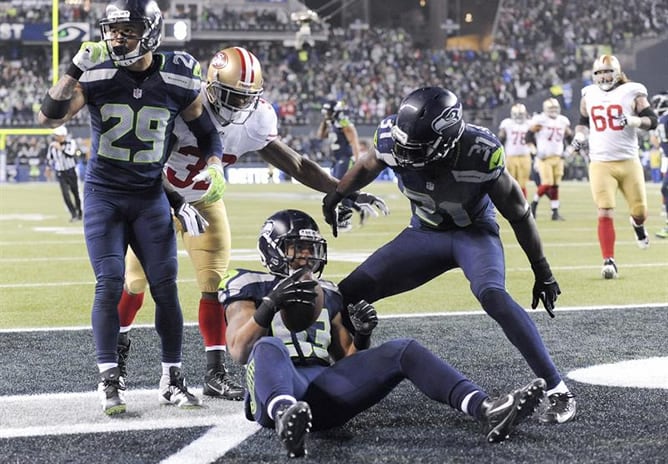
[47,126,82,222]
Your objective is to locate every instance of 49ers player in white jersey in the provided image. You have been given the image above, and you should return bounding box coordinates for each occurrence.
[526,98,572,221]
[116,47,388,399]
[571,55,658,279]
[498,103,533,198]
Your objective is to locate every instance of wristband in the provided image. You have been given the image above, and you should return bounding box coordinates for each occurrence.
[253,297,276,328]
[66,63,84,80]
[530,257,552,281]
[353,333,371,350]
[166,190,184,209]
[41,93,70,120]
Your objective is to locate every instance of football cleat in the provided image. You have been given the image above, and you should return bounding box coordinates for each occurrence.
[116,334,131,380]
[629,217,649,249]
[203,367,245,400]
[537,392,577,424]
[656,227,668,239]
[275,401,312,458]
[98,367,126,416]
[530,201,538,219]
[601,258,618,279]
[159,367,203,409]
[551,210,565,221]
[480,378,546,443]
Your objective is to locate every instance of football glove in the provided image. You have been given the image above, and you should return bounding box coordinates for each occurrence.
[167,191,209,237]
[569,133,586,153]
[615,114,642,128]
[530,258,561,318]
[347,300,378,335]
[336,204,354,231]
[72,41,108,73]
[349,191,390,225]
[193,164,226,203]
[254,267,318,328]
[322,191,345,237]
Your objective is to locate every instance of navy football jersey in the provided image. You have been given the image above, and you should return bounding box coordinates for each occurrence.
[374,115,506,230]
[327,112,354,161]
[220,269,343,366]
[80,51,202,192]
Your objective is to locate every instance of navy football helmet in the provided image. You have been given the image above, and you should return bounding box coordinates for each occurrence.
[391,87,465,169]
[258,210,327,278]
[99,0,163,67]
[651,92,668,117]
[321,100,345,120]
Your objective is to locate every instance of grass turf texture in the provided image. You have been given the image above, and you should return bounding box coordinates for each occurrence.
[0,180,666,329]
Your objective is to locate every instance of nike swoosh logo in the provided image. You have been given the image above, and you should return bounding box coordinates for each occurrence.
[487,395,514,414]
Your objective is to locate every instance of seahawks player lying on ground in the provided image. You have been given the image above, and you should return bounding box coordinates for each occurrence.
[219,209,547,458]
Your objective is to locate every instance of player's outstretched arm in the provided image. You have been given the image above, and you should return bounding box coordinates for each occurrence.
[490,170,560,317]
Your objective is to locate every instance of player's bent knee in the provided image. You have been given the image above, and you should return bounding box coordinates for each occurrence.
[125,276,148,295]
[197,269,223,294]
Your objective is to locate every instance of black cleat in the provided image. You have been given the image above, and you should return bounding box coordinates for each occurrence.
[159,366,202,408]
[480,378,546,443]
[530,201,538,218]
[537,392,577,424]
[203,367,245,400]
[275,401,312,458]
[98,367,126,416]
[551,210,565,221]
[117,334,131,380]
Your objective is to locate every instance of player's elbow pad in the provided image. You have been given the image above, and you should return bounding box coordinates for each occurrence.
[578,114,590,127]
[638,107,658,130]
[186,112,223,160]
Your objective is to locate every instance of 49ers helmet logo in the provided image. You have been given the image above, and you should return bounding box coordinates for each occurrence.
[210,52,228,69]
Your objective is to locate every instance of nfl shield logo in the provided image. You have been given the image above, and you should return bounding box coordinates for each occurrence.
[133,88,143,99]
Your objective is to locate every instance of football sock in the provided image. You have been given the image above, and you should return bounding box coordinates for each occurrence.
[118,289,144,328]
[268,395,297,420]
[198,297,226,347]
[479,288,562,389]
[598,217,615,259]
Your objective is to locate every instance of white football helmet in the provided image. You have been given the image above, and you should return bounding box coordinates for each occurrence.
[592,55,622,91]
[205,47,264,125]
[543,98,561,118]
[510,103,527,123]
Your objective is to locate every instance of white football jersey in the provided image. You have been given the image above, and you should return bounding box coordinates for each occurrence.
[498,118,531,156]
[165,92,278,202]
[529,113,571,159]
[581,82,647,162]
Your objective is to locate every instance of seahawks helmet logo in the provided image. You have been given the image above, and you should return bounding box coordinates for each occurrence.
[432,106,462,134]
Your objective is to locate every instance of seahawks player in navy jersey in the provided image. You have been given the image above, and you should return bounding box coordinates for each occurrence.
[322,87,577,425]
[38,0,225,415]
[651,92,668,238]
[318,100,378,227]
[220,209,547,458]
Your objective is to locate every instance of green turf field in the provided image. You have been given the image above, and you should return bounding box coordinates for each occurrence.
[0,180,666,328]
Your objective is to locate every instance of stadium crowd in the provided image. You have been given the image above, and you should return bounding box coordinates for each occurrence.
[1,0,667,177]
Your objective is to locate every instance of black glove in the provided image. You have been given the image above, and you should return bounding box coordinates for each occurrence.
[336,204,354,231]
[322,191,345,237]
[167,191,209,237]
[348,192,390,225]
[530,257,561,318]
[348,300,378,335]
[348,300,378,350]
[254,267,318,328]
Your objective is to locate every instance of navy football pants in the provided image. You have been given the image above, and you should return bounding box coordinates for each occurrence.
[245,337,488,430]
[83,186,182,365]
[338,225,563,389]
